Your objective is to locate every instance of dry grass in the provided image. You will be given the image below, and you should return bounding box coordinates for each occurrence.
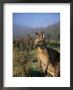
[13,41,60,77]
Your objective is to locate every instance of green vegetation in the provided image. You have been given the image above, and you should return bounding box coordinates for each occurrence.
[13,20,60,77]
[13,40,60,77]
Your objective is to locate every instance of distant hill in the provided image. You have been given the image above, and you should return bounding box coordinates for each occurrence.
[13,21,60,40]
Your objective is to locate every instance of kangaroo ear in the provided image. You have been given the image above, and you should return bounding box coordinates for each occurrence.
[42,34,45,39]
[41,31,45,39]
[36,32,39,35]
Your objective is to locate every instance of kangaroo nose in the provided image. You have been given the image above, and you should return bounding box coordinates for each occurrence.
[33,44,36,48]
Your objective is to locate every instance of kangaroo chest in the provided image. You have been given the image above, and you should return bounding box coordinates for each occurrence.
[37,47,49,65]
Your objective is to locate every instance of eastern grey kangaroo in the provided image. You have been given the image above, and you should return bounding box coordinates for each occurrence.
[34,32,60,77]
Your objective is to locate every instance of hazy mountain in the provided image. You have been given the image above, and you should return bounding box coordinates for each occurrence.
[13,21,60,40]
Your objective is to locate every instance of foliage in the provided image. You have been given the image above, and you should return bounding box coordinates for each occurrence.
[13,33,60,77]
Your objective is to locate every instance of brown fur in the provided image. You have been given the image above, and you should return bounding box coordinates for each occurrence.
[34,32,60,77]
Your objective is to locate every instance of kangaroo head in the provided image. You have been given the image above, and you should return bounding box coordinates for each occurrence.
[34,32,45,47]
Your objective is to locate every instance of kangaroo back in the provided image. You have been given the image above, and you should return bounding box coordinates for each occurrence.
[34,32,60,77]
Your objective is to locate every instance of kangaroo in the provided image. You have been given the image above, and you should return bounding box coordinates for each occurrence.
[34,32,60,77]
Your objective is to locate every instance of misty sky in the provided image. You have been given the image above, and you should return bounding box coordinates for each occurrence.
[13,13,60,28]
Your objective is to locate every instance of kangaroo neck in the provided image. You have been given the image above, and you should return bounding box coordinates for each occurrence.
[37,46,49,57]
[37,44,46,49]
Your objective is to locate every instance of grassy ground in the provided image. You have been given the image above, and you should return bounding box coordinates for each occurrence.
[13,48,41,77]
[13,42,60,77]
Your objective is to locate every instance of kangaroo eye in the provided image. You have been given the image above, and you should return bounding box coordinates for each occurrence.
[39,40,41,42]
